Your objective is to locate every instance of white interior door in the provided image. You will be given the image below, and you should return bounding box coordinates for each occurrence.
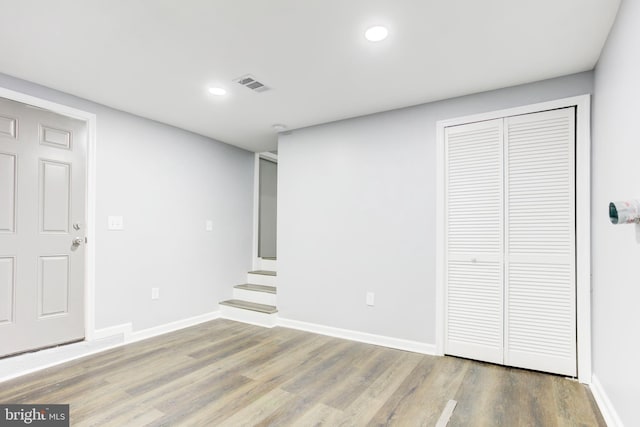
[504,108,576,376]
[0,96,86,357]
[444,118,504,365]
[444,108,577,377]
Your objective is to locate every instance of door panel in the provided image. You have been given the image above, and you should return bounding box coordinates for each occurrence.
[0,115,16,138]
[506,262,575,375]
[0,153,16,232]
[0,96,86,357]
[40,125,71,149]
[504,108,576,376]
[445,119,504,365]
[40,160,71,233]
[39,256,70,317]
[0,257,15,323]
[446,259,503,363]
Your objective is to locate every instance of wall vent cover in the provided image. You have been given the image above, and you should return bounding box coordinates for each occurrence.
[234,74,270,93]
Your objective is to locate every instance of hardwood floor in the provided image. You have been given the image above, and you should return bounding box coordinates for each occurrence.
[0,319,605,426]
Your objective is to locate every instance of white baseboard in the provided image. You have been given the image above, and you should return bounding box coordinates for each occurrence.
[277,317,436,355]
[3,312,435,384]
[93,311,221,344]
[92,323,132,340]
[0,311,220,384]
[125,311,220,344]
[0,335,123,383]
[591,374,624,427]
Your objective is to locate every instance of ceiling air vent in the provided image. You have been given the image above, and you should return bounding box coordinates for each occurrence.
[234,74,270,93]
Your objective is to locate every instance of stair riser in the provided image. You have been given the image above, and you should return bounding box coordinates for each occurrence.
[258,258,277,271]
[220,304,277,328]
[233,288,277,306]
[247,273,276,286]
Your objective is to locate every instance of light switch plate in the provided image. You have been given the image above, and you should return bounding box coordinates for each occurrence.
[151,287,159,300]
[108,216,124,230]
[206,220,213,232]
[366,292,375,306]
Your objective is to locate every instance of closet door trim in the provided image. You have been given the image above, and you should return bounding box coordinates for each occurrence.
[435,95,591,382]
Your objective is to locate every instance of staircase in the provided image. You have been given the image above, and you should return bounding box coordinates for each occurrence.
[219,258,278,327]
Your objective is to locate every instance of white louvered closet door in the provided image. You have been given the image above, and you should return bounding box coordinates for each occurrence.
[504,108,576,376]
[445,119,504,365]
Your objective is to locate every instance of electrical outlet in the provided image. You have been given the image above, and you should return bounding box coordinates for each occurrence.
[151,288,160,300]
[366,292,375,306]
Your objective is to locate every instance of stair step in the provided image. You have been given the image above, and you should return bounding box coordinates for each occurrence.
[219,299,278,314]
[234,284,276,294]
[258,258,277,271]
[249,270,277,277]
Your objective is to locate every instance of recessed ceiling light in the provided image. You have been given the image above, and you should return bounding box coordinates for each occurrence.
[272,124,287,132]
[365,26,388,42]
[208,87,227,96]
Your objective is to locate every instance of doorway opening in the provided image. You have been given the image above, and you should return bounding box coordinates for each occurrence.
[258,154,277,260]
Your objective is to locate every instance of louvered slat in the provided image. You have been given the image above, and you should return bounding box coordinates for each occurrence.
[504,108,576,376]
[445,119,503,364]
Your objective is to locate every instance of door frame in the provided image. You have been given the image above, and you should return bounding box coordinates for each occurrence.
[435,94,591,383]
[252,151,278,269]
[0,87,98,341]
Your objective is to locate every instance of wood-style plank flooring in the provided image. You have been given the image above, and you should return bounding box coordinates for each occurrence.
[0,319,605,426]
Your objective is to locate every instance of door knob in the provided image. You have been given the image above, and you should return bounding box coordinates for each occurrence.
[72,237,84,246]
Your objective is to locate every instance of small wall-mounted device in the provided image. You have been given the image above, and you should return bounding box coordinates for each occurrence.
[609,200,640,224]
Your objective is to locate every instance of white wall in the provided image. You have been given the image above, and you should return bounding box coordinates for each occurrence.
[278,72,593,344]
[0,73,254,332]
[592,0,640,424]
